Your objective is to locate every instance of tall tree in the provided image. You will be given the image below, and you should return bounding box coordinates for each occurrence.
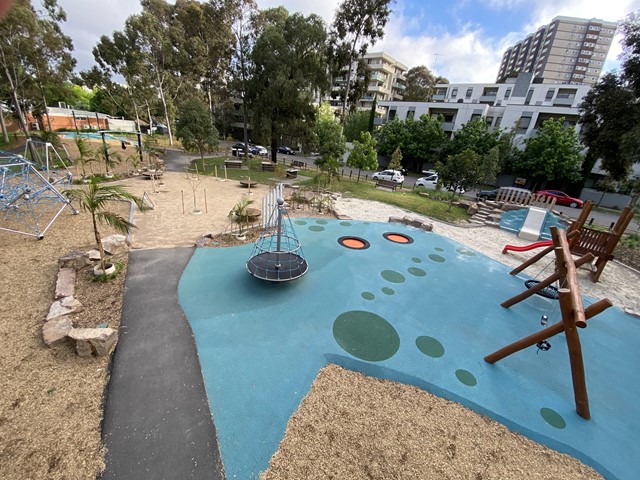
[403,65,448,102]
[331,0,393,118]
[176,99,219,159]
[314,101,346,171]
[441,118,501,159]
[579,73,639,181]
[343,110,370,142]
[0,0,74,138]
[228,0,259,155]
[347,130,377,181]
[249,8,329,162]
[436,149,484,209]
[512,118,583,190]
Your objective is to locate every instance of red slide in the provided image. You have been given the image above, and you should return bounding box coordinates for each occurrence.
[502,240,552,254]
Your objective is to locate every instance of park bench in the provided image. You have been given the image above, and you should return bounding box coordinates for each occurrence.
[375,179,401,191]
[291,160,306,169]
[286,169,298,178]
[261,162,275,172]
[224,160,243,169]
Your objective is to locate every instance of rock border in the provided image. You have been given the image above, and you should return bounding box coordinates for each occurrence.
[41,235,127,357]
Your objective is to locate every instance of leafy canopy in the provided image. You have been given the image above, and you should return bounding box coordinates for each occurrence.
[347,130,378,178]
[176,99,219,159]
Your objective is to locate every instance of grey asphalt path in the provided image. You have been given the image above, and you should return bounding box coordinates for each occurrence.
[101,248,224,480]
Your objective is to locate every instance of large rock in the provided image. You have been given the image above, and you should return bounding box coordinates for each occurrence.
[68,327,118,357]
[102,235,130,256]
[42,317,73,347]
[46,296,83,321]
[58,251,91,270]
[55,267,76,299]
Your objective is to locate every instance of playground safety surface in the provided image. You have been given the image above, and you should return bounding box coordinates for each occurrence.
[104,219,639,480]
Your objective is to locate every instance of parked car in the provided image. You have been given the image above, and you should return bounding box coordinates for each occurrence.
[250,145,268,156]
[535,189,584,208]
[231,143,253,157]
[415,173,465,193]
[277,146,294,155]
[372,169,405,184]
[476,186,531,201]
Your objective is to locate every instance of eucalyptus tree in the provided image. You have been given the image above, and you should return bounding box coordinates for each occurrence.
[228,0,259,154]
[174,0,235,123]
[28,0,75,131]
[0,0,74,138]
[249,8,329,162]
[403,65,448,102]
[330,0,394,117]
[124,0,184,146]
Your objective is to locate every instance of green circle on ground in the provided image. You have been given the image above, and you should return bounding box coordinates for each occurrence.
[411,257,422,263]
[340,221,352,226]
[316,219,328,224]
[416,336,444,357]
[333,310,400,362]
[540,408,566,429]
[435,247,444,252]
[429,254,446,263]
[456,248,476,256]
[381,270,405,283]
[308,225,325,232]
[408,267,426,277]
[294,220,307,225]
[455,369,477,386]
[381,287,395,295]
[361,292,375,300]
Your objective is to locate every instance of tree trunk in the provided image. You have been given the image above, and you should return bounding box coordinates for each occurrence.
[155,70,173,146]
[0,104,9,143]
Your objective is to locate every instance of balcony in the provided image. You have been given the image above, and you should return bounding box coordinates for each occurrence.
[432,94,446,101]
[370,72,386,82]
[441,121,455,131]
[553,96,575,107]
[393,82,406,90]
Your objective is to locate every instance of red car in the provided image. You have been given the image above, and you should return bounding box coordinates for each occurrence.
[535,189,584,208]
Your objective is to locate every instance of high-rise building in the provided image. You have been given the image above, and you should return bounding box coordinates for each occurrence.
[496,16,617,86]
[330,51,407,112]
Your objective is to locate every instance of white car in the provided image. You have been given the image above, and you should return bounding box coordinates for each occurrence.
[415,173,465,194]
[372,169,405,183]
[250,145,268,155]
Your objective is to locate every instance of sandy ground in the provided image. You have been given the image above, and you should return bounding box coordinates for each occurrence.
[1,165,636,479]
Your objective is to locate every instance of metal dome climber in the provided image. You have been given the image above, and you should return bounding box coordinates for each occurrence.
[246,197,308,282]
[0,151,77,239]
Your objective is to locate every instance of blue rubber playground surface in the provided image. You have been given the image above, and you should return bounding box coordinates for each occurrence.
[178,218,639,480]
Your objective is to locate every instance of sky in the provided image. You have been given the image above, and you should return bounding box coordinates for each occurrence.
[49,0,640,84]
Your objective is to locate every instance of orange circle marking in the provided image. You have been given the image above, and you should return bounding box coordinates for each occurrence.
[342,238,366,249]
[386,234,410,243]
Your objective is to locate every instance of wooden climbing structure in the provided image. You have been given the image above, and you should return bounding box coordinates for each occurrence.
[486,226,613,419]
[505,201,633,282]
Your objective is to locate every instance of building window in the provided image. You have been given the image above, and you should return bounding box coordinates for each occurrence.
[504,88,511,99]
[451,88,458,97]
[465,88,473,98]
[495,117,502,127]
[524,89,534,105]
[470,114,482,122]
[517,115,532,133]
[406,109,415,120]
[545,89,555,100]
[389,109,396,120]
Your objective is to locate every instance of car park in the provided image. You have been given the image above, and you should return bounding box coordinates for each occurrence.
[277,146,294,155]
[372,169,405,184]
[535,189,584,208]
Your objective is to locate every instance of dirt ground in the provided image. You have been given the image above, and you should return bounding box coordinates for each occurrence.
[0,141,619,479]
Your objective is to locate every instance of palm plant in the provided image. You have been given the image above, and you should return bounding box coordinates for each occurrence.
[97,143,121,176]
[64,179,150,274]
[228,195,255,237]
[73,136,95,178]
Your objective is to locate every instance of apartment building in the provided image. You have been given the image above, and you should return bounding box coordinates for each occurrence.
[378,73,591,140]
[331,51,407,112]
[497,16,617,86]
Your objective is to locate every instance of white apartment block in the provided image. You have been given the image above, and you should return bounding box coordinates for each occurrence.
[331,51,407,113]
[378,73,591,141]
[497,16,617,87]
